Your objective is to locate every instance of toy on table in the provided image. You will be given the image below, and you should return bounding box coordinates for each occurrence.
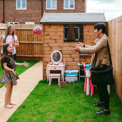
[85,63,91,70]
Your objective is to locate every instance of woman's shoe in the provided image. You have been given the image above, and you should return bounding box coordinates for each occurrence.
[92,101,104,107]
[96,109,110,115]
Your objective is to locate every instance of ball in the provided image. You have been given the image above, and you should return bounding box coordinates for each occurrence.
[33,26,42,35]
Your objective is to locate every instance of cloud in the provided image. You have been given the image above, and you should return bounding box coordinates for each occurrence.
[87,0,122,21]
[88,0,115,4]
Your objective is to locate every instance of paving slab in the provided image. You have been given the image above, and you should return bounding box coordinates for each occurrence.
[0,61,43,122]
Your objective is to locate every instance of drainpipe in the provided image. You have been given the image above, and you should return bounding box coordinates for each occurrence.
[2,0,5,23]
[41,0,43,18]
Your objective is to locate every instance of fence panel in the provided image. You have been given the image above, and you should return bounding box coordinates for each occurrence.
[107,16,122,101]
[0,24,43,60]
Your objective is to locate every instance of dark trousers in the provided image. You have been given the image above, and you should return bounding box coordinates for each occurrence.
[97,85,110,110]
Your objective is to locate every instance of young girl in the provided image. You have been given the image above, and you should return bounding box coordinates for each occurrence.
[0,43,28,109]
[0,25,19,60]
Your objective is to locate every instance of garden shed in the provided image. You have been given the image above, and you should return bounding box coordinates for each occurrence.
[40,13,106,79]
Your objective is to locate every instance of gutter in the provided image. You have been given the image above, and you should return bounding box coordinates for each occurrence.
[41,0,43,18]
[40,22,107,24]
[2,0,5,23]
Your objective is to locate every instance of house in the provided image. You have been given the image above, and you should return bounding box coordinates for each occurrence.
[40,13,106,79]
[0,0,86,24]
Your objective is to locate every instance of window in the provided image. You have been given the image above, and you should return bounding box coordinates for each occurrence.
[64,27,80,41]
[8,22,19,25]
[46,0,57,9]
[74,27,80,41]
[16,0,26,10]
[64,0,75,9]
[25,22,35,24]
[64,24,83,42]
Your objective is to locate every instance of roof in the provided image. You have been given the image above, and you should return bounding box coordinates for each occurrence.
[40,13,106,24]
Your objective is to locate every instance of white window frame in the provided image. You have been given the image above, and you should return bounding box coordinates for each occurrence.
[46,0,57,10]
[64,0,75,9]
[64,27,80,41]
[16,0,27,10]
[8,22,19,25]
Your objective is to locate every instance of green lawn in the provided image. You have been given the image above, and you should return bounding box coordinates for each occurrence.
[7,79,122,122]
[0,60,39,88]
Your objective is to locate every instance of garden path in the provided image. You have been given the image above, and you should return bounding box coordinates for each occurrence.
[0,61,43,122]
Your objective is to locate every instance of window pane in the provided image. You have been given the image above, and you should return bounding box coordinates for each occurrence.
[64,25,82,42]
[17,0,21,9]
[64,28,68,39]
[65,0,69,8]
[47,0,51,8]
[70,0,74,8]
[52,0,56,8]
[22,0,26,8]
[74,28,78,39]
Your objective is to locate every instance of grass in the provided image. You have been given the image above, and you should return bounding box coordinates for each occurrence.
[7,79,122,122]
[0,60,39,88]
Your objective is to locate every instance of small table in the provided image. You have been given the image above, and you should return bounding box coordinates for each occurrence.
[46,64,65,82]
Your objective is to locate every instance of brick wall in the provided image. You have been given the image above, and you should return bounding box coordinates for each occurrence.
[43,0,86,13]
[1,0,86,24]
[4,0,41,24]
[0,0,3,23]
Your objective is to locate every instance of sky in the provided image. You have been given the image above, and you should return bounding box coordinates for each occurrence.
[86,0,122,21]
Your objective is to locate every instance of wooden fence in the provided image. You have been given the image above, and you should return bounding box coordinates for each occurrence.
[107,15,122,101]
[0,24,43,60]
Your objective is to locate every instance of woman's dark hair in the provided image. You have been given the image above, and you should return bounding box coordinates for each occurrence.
[1,43,11,68]
[94,23,106,33]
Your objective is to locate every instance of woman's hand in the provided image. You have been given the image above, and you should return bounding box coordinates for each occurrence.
[23,61,29,67]
[11,40,19,47]
[0,38,4,47]
[75,42,84,48]
[11,41,15,46]
[72,46,81,52]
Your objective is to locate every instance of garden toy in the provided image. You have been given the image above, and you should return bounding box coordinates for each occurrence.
[83,63,97,96]
[49,74,60,85]
[46,50,65,82]
[33,26,42,35]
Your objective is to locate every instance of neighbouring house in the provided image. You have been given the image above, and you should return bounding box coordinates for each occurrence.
[0,0,86,24]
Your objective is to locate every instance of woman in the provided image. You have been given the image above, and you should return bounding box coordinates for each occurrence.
[72,23,110,115]
[0,25,19,60]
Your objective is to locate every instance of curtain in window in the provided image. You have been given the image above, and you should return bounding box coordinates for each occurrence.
[17,0,21,8]
[70,0,74,8]
[47,0,51,8]
[52,0,56,8]
[22,0,26,8]
[67,25,75,41]
[65,0,68,8]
